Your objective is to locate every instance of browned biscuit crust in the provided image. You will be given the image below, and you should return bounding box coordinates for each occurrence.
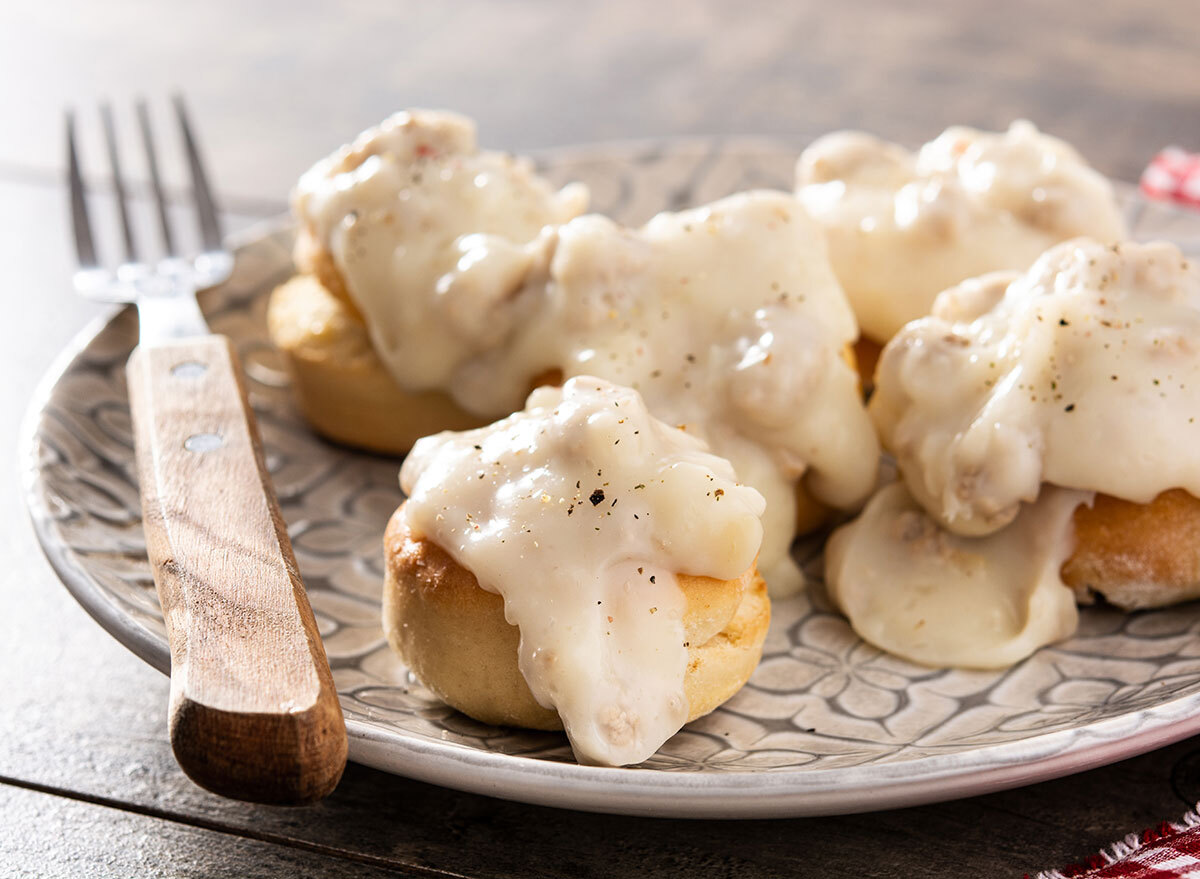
[382,506,770,731]
[267,275,488,454]
[852,335,883,391]
[293,226,361,318]
[1065,489,1200,610]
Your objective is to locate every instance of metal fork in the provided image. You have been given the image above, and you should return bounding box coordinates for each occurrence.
[66,97,346,804]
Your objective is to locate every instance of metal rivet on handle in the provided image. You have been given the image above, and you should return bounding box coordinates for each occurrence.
[171,361,208,378]
[184,432,223,452]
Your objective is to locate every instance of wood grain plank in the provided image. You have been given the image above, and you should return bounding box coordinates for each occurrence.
[0,783,412,879]
[3,723,1197,879]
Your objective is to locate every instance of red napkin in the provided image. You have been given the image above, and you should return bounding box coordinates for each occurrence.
[1027,803,1200,878]
[1141,149,1200,209]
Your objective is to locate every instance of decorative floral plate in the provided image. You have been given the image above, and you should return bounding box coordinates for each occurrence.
[23,141,1200,818]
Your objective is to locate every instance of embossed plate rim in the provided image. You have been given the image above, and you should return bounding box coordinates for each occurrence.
[23,146,1200,818]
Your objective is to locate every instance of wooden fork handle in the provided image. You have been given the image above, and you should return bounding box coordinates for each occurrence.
[127,335,347,804]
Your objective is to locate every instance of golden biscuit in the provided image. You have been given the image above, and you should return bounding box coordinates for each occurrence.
[382,507,771,731]
[1065,489,1200,610]
[267,275,486,454]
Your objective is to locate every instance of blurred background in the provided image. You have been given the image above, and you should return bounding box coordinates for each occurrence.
[6,0,1198,210]
[6,0,1195,384]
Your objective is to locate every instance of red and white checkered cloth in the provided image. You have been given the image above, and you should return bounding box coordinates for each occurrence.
[1141,148,1200,209]
[1029,803,1200,878]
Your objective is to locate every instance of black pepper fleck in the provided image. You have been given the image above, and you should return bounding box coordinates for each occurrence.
[589,489,605,506]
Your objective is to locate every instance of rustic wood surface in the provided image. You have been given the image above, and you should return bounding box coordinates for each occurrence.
[4,0,1200,875]
[128,337,346,804]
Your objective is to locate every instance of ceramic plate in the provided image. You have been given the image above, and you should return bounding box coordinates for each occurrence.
[24,141,1200,818]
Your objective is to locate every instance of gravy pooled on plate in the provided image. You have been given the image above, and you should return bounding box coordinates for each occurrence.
[827,239,1200,667]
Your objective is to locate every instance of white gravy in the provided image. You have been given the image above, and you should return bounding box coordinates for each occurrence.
[296,112,879,596]
[796,121,1126,342]
[825,482,1088,668]
[293,109,588,388]
[400,377,765,766]
[832,238,1200,667]
[872,238,1200,537]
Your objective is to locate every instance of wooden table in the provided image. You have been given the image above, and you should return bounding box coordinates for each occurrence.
[4,1,1199,875]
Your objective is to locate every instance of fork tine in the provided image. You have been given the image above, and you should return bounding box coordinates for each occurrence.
[65,110,98,267]
[136,99,176,256]
[172,94,223,250]
[100,102,138,261]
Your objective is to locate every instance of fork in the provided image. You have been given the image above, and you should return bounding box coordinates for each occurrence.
[66,97,347,804]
